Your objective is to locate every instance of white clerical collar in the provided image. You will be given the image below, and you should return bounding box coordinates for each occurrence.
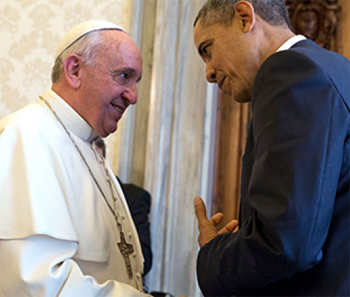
[41,90,98,142]
[276,35,306,52]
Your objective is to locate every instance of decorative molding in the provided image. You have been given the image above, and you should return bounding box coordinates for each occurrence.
[286,0,342,53]
[139,1,212,296]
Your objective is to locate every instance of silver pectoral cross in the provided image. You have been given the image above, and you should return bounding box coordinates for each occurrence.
[116,216,134,279]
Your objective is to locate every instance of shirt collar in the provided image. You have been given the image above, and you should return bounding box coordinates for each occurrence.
[41,90,98,143]
[276,35,307,52]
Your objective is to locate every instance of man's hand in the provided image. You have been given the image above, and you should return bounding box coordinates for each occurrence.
[194,196,238,248]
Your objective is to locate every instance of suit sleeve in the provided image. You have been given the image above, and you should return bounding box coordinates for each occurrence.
[197,51,348,295]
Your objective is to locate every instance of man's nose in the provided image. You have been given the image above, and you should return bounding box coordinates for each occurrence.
[123,84,138,105]
[205,62,216,83]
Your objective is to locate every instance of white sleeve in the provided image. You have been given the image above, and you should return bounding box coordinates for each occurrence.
[0,235,151,297]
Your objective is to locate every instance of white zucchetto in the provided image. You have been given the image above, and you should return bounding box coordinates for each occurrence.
[54,20,126,60]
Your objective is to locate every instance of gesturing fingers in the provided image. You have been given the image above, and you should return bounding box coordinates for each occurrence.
[218,219,239,235]
[210,213,224,227]
[194,197,225,247]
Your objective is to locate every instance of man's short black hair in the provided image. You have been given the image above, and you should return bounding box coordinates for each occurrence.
[194,0,292,30]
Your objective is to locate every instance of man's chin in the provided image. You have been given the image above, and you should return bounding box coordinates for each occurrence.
[233,89,252,103]
[99,124,118,138]
[222,89,232,96]
[221,86,251,103]
[108,125,118,136]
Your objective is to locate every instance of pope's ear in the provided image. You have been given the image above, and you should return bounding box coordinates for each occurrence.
[63,54,82,89]
[235,1,256,33]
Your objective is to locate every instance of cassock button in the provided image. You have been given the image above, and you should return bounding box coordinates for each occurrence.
[136,272,141,279]
[133,252,137,259]
[128,232,133,239]
[121,214,126,220]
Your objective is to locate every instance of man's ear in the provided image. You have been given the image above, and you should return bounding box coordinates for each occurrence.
[63,54,82,89]
[235,1,256,33]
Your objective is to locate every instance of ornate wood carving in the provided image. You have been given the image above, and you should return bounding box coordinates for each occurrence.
[286,0,342,53]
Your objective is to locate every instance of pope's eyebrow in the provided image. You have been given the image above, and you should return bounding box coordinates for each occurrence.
[198,38,214,56]
[111,67,142,81]
[112,67,135,76]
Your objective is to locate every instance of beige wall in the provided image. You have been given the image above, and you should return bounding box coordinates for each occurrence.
[0,0,132,119]
[0,0,132,170]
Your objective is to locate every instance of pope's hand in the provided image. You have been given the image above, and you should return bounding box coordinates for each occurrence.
[194,196,239,248]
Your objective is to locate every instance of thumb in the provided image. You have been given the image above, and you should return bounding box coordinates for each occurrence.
[194,196,208,225]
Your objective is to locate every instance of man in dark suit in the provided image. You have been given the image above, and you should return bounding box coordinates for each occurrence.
[192,0,349,296]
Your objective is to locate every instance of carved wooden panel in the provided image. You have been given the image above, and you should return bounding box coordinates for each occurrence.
[211,93,250,224]
[286,0,342,53]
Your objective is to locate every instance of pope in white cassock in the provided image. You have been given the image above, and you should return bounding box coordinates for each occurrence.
[0,20,151,297]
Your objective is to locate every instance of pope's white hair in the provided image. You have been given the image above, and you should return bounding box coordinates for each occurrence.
[51,30,106,83]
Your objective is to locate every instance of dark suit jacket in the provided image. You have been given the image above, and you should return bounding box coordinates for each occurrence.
[197,40,350,296]
[118,180,153,276]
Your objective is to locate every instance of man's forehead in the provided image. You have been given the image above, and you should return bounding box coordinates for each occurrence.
[194,22,207,43]
[194,22,216,46]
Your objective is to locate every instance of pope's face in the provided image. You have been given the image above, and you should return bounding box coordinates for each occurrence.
[193,19,258,103]
[78,30,143,137]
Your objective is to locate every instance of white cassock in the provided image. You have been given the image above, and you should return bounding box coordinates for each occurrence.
[0,90,151,297]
